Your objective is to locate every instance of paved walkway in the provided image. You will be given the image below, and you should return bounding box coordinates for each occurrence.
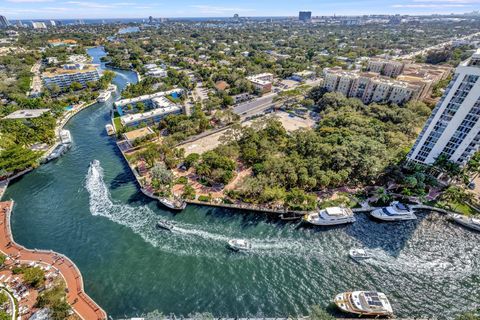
[0,201,106,320]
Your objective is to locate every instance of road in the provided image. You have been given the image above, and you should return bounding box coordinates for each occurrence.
[399,31,480,59]
[233,93,276,116]
[28,60,42,97]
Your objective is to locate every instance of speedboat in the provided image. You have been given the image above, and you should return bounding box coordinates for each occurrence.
[303,207,355,226]
[334,291,393,317]
[159,197,187,211]
[227,239,252,251]
[46,144,67,162]
[59,129,72,145]
[349,248,371,261]
[370,201,417,221]
[450,213,480,232]
[156,220,175,231]
[105,124,115,136]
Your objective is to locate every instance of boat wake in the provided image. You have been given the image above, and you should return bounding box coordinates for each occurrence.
[84,161,310,257]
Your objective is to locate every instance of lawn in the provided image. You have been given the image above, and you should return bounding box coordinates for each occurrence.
[113,117,122,132]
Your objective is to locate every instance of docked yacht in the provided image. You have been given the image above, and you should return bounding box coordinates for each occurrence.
[46,144,68,162]
[105,124,115,136]
[228,239,252,251]
[156,220,175,231]
[303,207,355,226]
[159,197,187,211]
[97,90,111,102]
[59,129,72,145]
[334,291,393,317]
[370,201,417,221]
[107,84,117,93]
[349,248,371,261]
[451,213,480,232]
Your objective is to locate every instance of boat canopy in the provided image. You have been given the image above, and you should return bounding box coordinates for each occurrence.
[325,207,344,216]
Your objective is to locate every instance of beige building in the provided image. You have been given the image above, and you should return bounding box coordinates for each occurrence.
[247,73,274,94]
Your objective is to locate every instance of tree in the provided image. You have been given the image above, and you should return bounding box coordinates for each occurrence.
[0,254,5,266]
[151,163,174,186]
[456,312,480,320]
[23,267,45,288]
[184,153,200,169]
[308,305,335,320]
[69,81,83,91]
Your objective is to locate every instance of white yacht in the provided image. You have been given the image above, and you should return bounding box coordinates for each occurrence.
[303,207,355,226]
[349,248,371,261]
[105,124,115,136]
[334,291,393,317]
[59,129,72,145]
[158,197,187,211]
[228,239,252,251]
[451,214,480,232]
[97,90,111,102]
[370,201,417,221]
[46,144,67,162]
[107,84,117,93]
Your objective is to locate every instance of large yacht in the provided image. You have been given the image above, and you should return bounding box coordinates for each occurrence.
[303,207,355,226]
[334,291,393,317]
[59,129,72,145]
[451,214,480,232]
[159,197,187,211]
[97,90,111,102]
[370,201,417,221]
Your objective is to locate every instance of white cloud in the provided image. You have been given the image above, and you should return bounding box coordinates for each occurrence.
[393,3,469,7]
[65,1,114,8]
[6,0,54,2]
[189,5,253,14]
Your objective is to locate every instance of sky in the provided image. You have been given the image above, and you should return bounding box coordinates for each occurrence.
[2,0,480,20]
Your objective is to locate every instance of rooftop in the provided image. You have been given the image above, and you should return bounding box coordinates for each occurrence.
[123,127,155,141]
[3,109,50,120]
[42,64,99,77]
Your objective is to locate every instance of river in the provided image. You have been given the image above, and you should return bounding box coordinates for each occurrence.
[3,47,480,319]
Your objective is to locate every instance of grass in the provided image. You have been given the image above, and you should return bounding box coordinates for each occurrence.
[436,201,478,216]
[113,117,122,132]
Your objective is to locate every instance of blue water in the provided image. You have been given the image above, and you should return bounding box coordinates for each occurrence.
[3,47,480,319]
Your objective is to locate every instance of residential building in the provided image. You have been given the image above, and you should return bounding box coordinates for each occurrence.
[322,67,422,105]
[144,64,167,78]
[247,73,274,94]
[290,70,316,82]
[367,58,404,77]
[299,11,312,22]
[407,49,480,167]
[42,63,100,90]
[31,22,47,29]
[0,16,9,28]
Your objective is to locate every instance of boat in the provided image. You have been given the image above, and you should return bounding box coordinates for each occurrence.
[97,90,111,102]
[450,213,480,232]
[156,219,175,231]
[158,197,187,211]
[303,207,356,226]
[349,248,371,261]
[107,84,117,93]
[105,124,116,136]
[227,239,252,251]
[59,129,72,145]
[334,291,393,317]
[46,144,68,162]
[279,213,302,221]
[370,201,417,221]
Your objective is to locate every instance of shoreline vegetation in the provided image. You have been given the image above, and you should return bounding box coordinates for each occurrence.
[118,90,480,218]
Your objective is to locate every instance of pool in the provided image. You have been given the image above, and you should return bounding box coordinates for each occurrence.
[65,105,74,111]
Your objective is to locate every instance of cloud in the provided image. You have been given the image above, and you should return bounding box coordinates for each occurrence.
[65,1,114,8]
[393,3,469,7]
[6,0,54,2]
[189,5,253,14]
[412,0,480,2]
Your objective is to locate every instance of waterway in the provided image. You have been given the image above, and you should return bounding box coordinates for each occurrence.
[4,47,480,319]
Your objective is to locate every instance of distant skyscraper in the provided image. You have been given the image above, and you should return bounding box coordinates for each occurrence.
[149,16,153,24]
[407,49,480,167]
[0,15,9,28]
[299,11,312,22]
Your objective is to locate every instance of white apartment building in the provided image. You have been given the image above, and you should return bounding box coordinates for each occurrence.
[42,63,100,89]
[323,68,420,105]
[407,49,480,166]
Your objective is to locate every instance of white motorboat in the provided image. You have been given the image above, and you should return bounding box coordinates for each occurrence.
[107,84,117,93]
[97,90,111,102]
[334,291,393,317]
[59,129,72,145]
[105,124,115,136]
[303,207,355,226]
[228,239,252,251]
[159,197,187,211]
[370,201,417,221]
[451,213,480,232]
[349,248,371,261]
[156,219,175,231]
[46,144,68,162]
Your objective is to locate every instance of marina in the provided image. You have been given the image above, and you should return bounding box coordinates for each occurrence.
[2,47,480,319]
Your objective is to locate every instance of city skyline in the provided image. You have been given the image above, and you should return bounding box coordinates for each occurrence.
[2,0,480,19]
